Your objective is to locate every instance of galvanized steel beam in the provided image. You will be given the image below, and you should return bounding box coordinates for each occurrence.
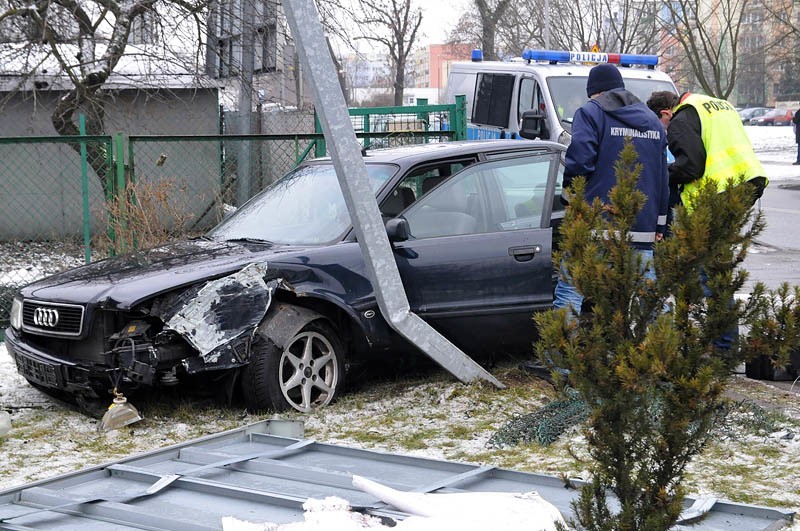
[282,0,503,388]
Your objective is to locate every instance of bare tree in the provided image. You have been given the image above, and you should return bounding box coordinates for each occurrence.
[452,0,659,60]
[493,0,541,56]
[334,0,421,106]
[660,0,751,98]
[445,10,481,49]
[0,0,208,191]
[473,0,511,60]
[529,0,603,51]
[750,0,799,101]
[600,0,662,54]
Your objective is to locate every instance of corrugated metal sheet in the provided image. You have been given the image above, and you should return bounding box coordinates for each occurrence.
[0,420,793,530]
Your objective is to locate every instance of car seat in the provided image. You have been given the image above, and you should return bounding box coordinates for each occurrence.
[381,187,416,218]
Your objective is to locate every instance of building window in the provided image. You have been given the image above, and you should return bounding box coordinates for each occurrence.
[217,37,240,77]
[211,0,279,78]
[254,23,277,73]
[128,9,158,44]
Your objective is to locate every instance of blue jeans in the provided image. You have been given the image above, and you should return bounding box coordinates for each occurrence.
[554,249,656,316]
[699,268,738,350]
[796,142,800,162]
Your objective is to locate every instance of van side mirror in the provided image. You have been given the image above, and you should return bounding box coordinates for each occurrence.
[385,217,410,242]
[519,110,550,140]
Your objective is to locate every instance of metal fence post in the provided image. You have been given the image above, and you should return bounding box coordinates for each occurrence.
[114,133,127,253]
[416,98,430,132]
[454,95,467,140]
[313,111,325,157]
[127,136,136,185]
[79,115,91,264]
[363,114,371,150]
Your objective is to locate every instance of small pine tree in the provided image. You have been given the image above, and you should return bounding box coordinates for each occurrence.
[741,281,800,372]
[535,139,765,530]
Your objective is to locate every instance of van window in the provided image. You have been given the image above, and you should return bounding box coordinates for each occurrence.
[546,76,675,132]
[518,78,545,125]
[472,73,514,128]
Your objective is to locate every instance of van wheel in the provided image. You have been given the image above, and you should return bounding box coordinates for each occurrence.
[242,320,345,413]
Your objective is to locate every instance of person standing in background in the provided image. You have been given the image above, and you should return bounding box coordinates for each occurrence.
[793,108,800,165]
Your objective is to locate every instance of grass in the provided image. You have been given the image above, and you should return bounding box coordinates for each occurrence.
[2,357,798,519]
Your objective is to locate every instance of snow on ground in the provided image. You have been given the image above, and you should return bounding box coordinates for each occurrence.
[1,125,799,529]
[747,124,800,180]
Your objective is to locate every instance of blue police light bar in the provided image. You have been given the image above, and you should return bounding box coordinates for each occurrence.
[523,49,659,67]
[471,49,483,62]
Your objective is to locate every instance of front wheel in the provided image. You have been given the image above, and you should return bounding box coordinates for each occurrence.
[241,320,345,413]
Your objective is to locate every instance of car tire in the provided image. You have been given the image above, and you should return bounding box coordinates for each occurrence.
[241,320,345,413]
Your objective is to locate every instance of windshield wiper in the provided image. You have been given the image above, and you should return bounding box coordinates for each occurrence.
[225,237,273,245]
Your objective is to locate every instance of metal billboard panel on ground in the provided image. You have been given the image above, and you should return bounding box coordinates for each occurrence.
[0,420,793,530]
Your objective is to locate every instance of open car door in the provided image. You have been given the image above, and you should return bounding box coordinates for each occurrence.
[390,148,563,354]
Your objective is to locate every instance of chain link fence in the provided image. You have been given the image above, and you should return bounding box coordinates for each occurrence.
[0,100,466,334]
[0,136,114,333]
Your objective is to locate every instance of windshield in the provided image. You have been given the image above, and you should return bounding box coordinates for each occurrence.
[547,75,676,133]
[207,163,397,245]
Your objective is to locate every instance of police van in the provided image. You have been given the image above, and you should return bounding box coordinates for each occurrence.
[444,49,677,144]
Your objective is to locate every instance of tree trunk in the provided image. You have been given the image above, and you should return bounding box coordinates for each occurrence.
[52,86,113,197]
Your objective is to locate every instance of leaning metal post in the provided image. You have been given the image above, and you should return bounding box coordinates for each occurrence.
[282,0,503,389]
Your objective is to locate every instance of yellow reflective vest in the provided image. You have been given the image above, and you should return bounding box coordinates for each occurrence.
[674,94,766,210]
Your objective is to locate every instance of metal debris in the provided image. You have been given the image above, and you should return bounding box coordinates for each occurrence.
[163,263,280,357]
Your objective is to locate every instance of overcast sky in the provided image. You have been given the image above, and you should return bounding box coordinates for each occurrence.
[417,0,470,46]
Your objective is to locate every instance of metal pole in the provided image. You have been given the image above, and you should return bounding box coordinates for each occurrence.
[282,0,503,388]
[79,114,91,264]
[236,0,256,206]
[545,0,551,49]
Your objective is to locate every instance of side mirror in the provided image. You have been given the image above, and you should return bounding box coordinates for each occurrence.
[385,217,410,242]
[519,110,550,140]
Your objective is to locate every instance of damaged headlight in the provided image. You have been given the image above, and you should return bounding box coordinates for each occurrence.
[10,297,23,330]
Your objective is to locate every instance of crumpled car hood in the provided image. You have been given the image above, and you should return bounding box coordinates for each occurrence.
[21,239,303,309]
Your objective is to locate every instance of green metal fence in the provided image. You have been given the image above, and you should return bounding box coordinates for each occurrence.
[0,98,466,335]
[315,97,466,156]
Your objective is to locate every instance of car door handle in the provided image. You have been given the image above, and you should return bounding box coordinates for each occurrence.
[508,245,542,262]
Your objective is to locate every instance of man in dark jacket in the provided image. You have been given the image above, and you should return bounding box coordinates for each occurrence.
[793,108,800,165]
[555,63,669,315]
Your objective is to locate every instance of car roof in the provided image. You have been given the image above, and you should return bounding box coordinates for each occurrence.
[311,139,565,166]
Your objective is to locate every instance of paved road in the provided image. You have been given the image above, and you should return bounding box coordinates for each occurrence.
[742,179,800,292]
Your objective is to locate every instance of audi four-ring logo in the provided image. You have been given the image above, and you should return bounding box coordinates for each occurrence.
[33,307,60,328]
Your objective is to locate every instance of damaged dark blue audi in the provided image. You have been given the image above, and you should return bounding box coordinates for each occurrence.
[5,140,564,415]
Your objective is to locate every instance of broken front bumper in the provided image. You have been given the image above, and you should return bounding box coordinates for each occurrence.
[4,326,97,395]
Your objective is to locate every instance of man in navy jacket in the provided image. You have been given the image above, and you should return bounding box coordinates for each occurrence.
[555,63,669,315]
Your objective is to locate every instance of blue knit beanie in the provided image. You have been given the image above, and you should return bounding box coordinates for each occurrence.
[586,64,625,97]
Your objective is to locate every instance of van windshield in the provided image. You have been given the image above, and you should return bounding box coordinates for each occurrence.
[547,76,676,132]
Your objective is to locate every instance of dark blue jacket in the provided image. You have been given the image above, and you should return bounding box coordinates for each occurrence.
[563,88,669,249]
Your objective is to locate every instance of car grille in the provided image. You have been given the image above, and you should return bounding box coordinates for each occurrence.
[22,300,85,337]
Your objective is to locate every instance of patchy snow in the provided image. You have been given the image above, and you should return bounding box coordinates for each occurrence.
[1,343,799,530]
[1,126,799,529]
[220,481,567,531]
